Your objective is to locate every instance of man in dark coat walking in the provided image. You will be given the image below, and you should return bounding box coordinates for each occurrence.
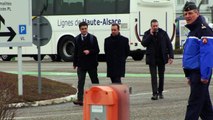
[104,23,130,83]
[73,22,100,106]
[141,19,174,100]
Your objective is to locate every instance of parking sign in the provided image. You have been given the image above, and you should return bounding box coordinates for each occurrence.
[19,25,27,34]
[0,0,32,47]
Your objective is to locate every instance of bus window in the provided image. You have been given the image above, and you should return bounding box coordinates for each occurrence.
[33,0,129,15]
[55,0,84,15]
[32,0,41,15]
[46,0,54,15]
[117,0,130,13]
[202,0,209,4]
[69,0,84,14]
[85,0,116,14]
[177,0,184,5]
[85,0,129,14]
[32,0,54,16]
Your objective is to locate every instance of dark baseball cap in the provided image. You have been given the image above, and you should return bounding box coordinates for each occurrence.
[183,1,198,11]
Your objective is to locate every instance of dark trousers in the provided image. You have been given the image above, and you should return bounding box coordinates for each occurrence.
[149,64,165,95]
[77,67,99,101]
[185,71,213,120]
[110,77,121,84]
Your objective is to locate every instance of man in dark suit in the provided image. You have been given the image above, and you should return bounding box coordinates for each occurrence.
[104,23,130,83]
[141,19,174,100]
[73,22,100,105]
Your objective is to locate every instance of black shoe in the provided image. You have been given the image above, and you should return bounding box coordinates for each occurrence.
[151,95,158,100]
[129,87,132,94]
[159,93,164,99]
[73,100,83,106]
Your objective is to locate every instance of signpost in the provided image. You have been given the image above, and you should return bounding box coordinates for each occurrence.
[0,0,32,96]
[33,16,52,94]
[179,20,189,48]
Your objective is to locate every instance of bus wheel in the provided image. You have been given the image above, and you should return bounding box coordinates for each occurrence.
[131,50,144,61]
[1,55,14,61]
[132,55,143,61]
[49,55,61,62]
[58,36,75,62]
[33,55,45,61]
[98,54,106,62]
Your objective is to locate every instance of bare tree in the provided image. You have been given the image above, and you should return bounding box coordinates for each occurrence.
[0,82,16,120]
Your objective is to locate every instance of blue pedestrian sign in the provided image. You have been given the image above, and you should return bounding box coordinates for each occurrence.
[19,25,27,34]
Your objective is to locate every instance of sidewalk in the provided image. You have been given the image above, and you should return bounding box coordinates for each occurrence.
[10,94,76,108]
[174,54,183,59]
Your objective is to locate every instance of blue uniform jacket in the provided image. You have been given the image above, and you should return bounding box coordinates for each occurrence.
[183,16,213,80]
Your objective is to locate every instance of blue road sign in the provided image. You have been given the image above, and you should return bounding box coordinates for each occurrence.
[19,25,27,34]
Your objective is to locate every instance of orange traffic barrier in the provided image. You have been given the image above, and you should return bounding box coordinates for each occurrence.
[83,86,118,120]
[110,84,130,120]
[83,85,130,120]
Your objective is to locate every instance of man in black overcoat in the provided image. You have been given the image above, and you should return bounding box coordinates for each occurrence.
[104,23,130,83]
[141,19,174,100]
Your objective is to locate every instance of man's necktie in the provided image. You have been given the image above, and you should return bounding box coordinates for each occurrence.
[83,36,86,41]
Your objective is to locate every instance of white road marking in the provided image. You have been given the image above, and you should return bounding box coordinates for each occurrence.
[14,112,81,119]
[130,90,168,97]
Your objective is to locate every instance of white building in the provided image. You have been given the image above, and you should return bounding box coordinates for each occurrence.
[176,0,213,23]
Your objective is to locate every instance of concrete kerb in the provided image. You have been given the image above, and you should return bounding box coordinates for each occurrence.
[9,94,77,108]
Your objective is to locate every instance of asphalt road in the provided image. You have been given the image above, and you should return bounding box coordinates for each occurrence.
[0,56,211,120]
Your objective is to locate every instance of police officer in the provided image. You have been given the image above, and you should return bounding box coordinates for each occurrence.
[182,2,213,119]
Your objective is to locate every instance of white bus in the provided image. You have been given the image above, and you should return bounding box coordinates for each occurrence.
[0,0,176,61]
